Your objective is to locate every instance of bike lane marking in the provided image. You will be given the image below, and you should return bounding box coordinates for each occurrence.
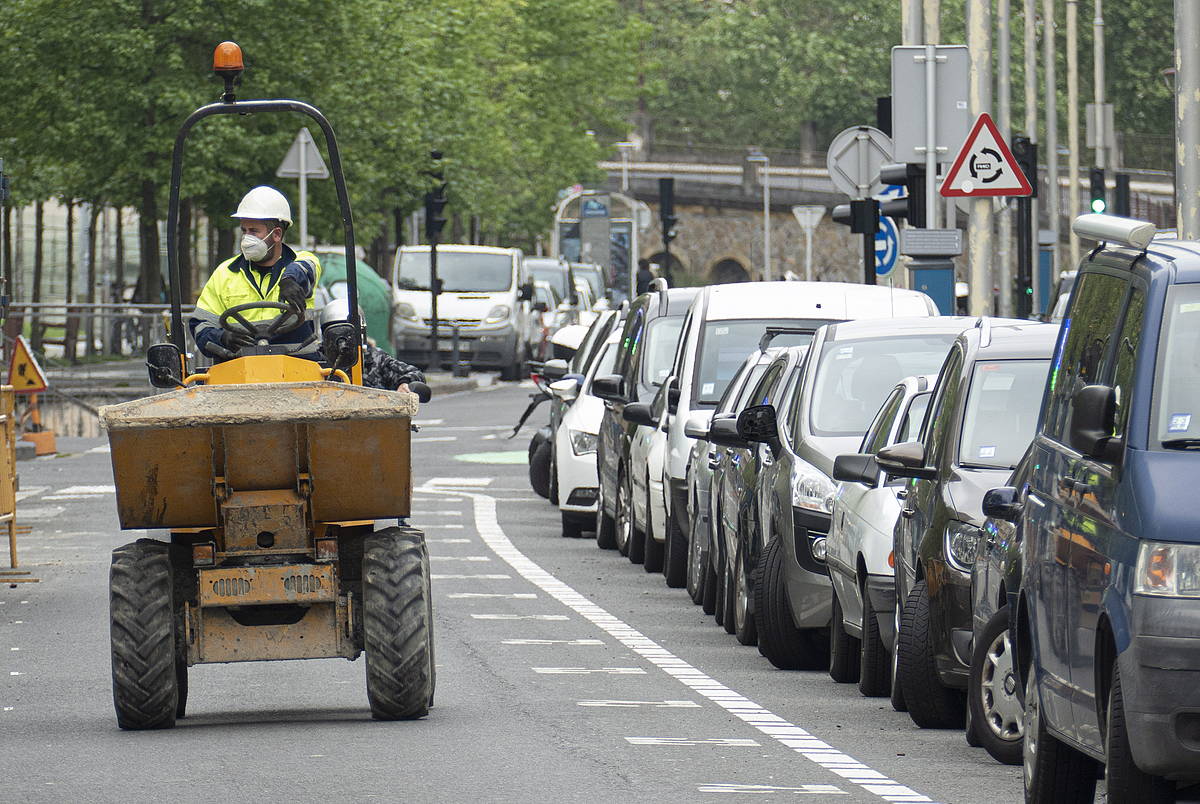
[422,484,934,804]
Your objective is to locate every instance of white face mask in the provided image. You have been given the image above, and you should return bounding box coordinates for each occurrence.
[240,229,274,263]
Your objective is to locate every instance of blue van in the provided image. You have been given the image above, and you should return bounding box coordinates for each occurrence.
[1008,214,1200,801]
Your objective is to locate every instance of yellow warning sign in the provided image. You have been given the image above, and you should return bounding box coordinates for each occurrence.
[7,336,48,394]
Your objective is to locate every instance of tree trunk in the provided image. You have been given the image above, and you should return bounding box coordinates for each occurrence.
[216,225,234,267]
[65,199,75,304]
[114,207,125,297]
[2,204,11,305]
[86,204,100,356]
[136,180,163,304]
[31,201,43,352]
[177,197,192,304]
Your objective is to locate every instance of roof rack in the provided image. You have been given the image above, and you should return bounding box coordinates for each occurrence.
[758,326,814,352]
[1071,213,1157,251]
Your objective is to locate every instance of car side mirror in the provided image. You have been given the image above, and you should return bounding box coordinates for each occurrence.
[549,378,579,402]
[517,282,534,301]
[737,404,778,443]
[622,402,655,427]
[532,301,549,313]
[684,410,715,439]
[876,441,937,480]
[981,486,1021,522]
[708,416,749,448]
[591,374,627,403]
[667,385,681,415]
[1069,384,1124,464]
[832,453,879,486]
[542,358,569,381]
[146,343,184,389]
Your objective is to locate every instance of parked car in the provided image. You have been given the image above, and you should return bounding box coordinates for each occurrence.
[662,282,940,612]
[572,263,608,307]
[1014,215,1200,800]
[525,256,579,311]
[967,446,1036,766]
[826,373,934,697]
[709,345,809,643]
[878,319,1056,731]
[592,285,700,554]
[392,245,533,379]
[530,280,563,361]
[745,317,973,671]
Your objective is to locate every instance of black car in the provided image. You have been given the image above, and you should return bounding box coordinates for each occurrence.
[593,286,699,552]
[877,320,1056,730]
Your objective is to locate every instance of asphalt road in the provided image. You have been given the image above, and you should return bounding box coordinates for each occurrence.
[2,381,1027,803]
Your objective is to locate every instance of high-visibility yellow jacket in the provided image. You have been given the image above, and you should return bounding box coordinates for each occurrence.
[189,245,321,357]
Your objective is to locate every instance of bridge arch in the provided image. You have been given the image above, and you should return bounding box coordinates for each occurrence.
[709,257,750,284]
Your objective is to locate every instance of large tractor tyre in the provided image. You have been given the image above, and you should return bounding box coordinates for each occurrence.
[968,607,1024,765]
[858,587,891,697]
[643,487,664,573]
[890,601,908,712]
[1105,662,1174,803]
[828,590,861,683]
[754,537,820,670]
[663,504,689,589]
[732,541,758,647]
[897,580,965,729]
[1022,670,1098,803]
[686,509,707,604]
[529,440,552,500]
[110,540,179,730]
[363,528,434,720]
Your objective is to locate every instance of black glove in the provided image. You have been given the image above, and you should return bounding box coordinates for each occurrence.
[278,276,307,314]
[221,328,256,351]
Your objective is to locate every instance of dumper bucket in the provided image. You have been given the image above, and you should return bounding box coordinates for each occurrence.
[99,382,417,529]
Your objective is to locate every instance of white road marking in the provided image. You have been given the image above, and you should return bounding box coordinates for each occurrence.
[86,445,111,454]
[420,484,935,804]
[448,593,537,599]
[9,671,22,676]
[577,700,700,708]
[697,783,847,795]
[17,506,64,521]
[428,538,472,544]
[625,738,760,747]
[43,495,102,501]
[503,638,602,645]
[410,510,464,517]
[423,524,465,530]
[430,555,490,562]
[493,496,547,503]
[480,433,499,440]
[57,485,116,495]
[15,486,48,502]
[430,574,511,580]
[472,614,568,621]
[413,418,445,425]
[413,437,458,443]
[533,667,646,675]
[427,477,493,487]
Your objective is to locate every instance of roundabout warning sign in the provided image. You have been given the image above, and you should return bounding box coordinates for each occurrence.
[939,113,1032,198]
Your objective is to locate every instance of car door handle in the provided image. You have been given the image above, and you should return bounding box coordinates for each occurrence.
[900,507,916,519]
[896,489,908,501]
[708,459,719,470]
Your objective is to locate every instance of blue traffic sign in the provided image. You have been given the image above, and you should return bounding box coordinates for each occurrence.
[875,216,899,276]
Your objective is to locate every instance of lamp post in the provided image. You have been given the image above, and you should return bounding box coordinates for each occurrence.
[615,141,635,192]
[748,150,772,280]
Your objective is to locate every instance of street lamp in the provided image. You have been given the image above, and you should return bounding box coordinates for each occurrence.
[747,150,771,280]
[615,141,636,192]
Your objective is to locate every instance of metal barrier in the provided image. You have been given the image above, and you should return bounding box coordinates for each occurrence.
[5,302,197,360]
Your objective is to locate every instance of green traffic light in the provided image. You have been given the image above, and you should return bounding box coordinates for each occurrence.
[1091,198,1107,213]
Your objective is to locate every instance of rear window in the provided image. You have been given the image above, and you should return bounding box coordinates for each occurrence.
[1154,284,1200,448]
[959,359,1051,469]
[693,319,815,405]
[809,334,959,436]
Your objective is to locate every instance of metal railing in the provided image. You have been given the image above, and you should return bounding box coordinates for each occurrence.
[4,302,196,362]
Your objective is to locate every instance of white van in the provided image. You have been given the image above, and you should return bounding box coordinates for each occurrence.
[392,245,533,379]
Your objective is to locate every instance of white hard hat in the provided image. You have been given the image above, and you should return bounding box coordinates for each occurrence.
[231,186,292,225]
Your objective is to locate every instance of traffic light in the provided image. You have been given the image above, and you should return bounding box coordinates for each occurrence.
[1090,167,1107,214]
[877,163,926,228]
[1011,136,1038,198]
[831,199,880,234]
[659,177,678,245]
[424,188,447,242]
[1114,172,1131,217]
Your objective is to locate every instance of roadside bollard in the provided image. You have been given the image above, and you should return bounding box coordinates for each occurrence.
[451,325,470,378]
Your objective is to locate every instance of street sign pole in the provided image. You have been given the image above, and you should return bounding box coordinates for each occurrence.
[924,44,939,230]
[299,128,308,248]
[791,206,825,281]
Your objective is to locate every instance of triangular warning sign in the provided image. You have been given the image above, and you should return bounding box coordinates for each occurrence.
[940,113,1033,198]
[7,335,48,394]
[275,127,329,179]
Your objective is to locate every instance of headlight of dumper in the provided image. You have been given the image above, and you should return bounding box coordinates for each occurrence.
[944,520,983,572]
[569,429,598,456]
[485,304,511,324]
[1135,541,1200,598]
[791,464,836,513]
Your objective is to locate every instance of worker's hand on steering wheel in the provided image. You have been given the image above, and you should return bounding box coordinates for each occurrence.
[221,329,257,351]
[278,276,307,315]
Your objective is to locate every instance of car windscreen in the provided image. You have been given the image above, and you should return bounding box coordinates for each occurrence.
[397,252,512,293]
[1154,284,1200,449]
[574,266,605,300]
[809,334,959,436]
[640,317,684,388]
[693,320,815,405]
[958,359,1051,469]
[529,266,570,299]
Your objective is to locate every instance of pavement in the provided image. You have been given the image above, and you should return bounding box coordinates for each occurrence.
[0,381,1058,803]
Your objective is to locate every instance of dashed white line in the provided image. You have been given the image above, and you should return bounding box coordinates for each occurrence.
[413,437,458,443]
[625,737,760,747]
[449,592,537,599]
[697,783,846,795]
[428,538,472,544]
[502,638,602,645]
[430,574,511,580]
[534,667,646,675]
[57,485,116,495]
[471,614,568,621]
[426,477,493,487]
[423,524,465,530]
[421,485,934,804]
[430,555,489,561]
[577,700,700,708]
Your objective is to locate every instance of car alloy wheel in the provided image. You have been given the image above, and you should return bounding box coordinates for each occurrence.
[980,629,1022,743]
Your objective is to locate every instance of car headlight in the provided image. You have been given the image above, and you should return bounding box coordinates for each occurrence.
[791,464,836,513]
[569,429,598,455]
[485,304,512,324]
[1135,541,1200,598]
[395,302,421,323]
[945,521,982,572]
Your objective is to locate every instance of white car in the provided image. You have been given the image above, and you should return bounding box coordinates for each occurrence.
[825,374,935,697]
[553,329,621,537]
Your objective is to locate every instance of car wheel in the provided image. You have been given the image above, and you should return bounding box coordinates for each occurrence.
[732,540,757,646]
[753,535,824,670]
[701,548,719,616]
[595,483,617,550]
[548,448,559,505]
[890,600,907,712]
[1022,667,1099,803]
[529,439,552,499]
[897,579,964,728]
[828,589,860,683]
[685,502,706,604]
[1105,660,1174,802]
[663,502,688,589]
[643,484,664,573]
[968,607,1023,765]
[615,470,634,558]
[858,584,890,697]
[625,472,646,564]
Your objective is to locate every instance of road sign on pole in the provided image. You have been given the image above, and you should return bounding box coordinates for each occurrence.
[939,113,1033,197]
[791,205,825,282]
[7,336,47,394]
[876,217,899,276]
[890,45,972,164]
[826,126,894,200]
[276,128,329,249]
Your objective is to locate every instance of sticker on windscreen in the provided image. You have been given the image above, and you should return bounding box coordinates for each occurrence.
[702,382,715,396]
[1179,303,1200,314]
[978,446,997,458]
[836,346,854,360]
[714,326,729,335]
[1168,413,1192,433]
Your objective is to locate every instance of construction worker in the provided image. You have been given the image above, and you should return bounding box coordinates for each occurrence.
[189,186,321,360]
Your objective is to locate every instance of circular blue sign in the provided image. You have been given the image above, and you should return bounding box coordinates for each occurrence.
[875,216,899,276]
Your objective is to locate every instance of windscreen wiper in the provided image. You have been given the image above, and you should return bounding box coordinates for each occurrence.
[758,326,814,351]
[1162,438,1200,450]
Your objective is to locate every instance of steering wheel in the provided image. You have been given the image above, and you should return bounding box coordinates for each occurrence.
[218,301,305,342]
